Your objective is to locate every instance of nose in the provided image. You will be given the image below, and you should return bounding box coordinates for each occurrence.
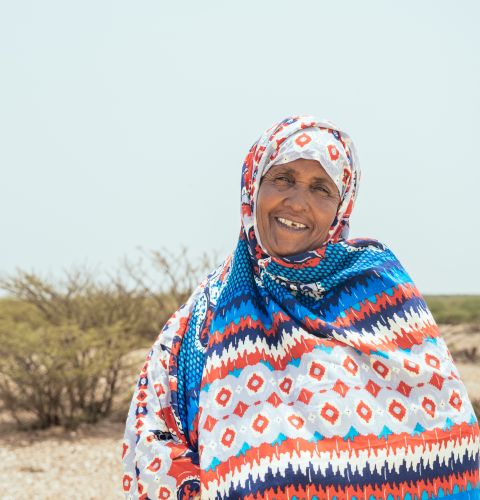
[283,185,309,212]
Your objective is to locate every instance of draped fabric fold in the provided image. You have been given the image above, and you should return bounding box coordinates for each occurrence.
[122,116,479,499]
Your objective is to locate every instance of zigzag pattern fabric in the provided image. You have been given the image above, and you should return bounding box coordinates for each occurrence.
[122,116,480,500]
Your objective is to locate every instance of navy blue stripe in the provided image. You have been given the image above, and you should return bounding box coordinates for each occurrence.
[219,449,479,499]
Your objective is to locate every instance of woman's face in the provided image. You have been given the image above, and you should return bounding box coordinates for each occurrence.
[256,159,341,257]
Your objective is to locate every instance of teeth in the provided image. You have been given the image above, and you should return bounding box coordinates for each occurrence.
[277,217,307,229]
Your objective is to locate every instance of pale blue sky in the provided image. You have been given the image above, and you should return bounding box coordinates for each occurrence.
[1,1,479,293]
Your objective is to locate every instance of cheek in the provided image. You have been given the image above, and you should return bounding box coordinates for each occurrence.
[256,186,278,220]
[255,190,271,240]
[314,200,339,231]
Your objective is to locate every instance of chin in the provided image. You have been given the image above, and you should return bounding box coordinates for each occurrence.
[270,238,327,257]
[273,245,310,257]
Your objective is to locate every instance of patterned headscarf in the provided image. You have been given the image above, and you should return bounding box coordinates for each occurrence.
[241,116,360,264]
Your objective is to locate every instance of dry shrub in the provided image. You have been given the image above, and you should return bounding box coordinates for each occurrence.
[0,320,133,429]
[0,248,214,429]
[426,295,480,324]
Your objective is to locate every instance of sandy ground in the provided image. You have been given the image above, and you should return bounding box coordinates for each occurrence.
[0,326,479,499]
[0,420,125,500]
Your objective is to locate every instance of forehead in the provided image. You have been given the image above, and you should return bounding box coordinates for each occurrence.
[266,159,333,181]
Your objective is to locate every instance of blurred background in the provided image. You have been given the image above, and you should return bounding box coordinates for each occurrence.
[0,1,479,498]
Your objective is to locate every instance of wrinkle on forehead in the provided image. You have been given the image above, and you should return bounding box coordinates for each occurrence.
[263,160,340,194]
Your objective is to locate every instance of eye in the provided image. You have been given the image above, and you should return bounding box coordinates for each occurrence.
[273,175,294,186]
[311,183,330,194]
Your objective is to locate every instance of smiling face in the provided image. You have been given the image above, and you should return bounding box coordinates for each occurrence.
[256,158,341,257]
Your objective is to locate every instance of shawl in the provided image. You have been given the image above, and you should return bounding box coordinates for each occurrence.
[122,116,479,500]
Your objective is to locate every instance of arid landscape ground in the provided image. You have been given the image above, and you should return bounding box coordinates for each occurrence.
[1,325,478,500]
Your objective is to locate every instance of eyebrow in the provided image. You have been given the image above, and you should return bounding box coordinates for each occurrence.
[269,166,331,183]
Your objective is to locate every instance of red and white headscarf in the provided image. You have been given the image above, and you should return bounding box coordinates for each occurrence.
[240,116,360,261]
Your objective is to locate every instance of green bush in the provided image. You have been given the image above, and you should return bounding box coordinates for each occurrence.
[0,319,134,428]
[0,270,144,429]
[0,249,214,429]
[425,295,480,324]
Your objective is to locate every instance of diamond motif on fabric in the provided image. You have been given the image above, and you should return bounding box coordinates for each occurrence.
[147,457,162,472]
[429,373,445,391]
[247,373,265,393]
[320,403,340,425]
[343,356,359,376]
[267,392,282,408]
[449,390,462,411]
[203,415,218,431]
[425,353,441,370]
[233,401,249,417]
[295,133,312,147]
[297,388,314,404]
[252,414,270,433]
[287,414,305,430]
[309,361,326,381]
[356,401,373,423]
[136,404,147,417]
[332,379,350,397]
[279,376,294,394]
[215,387,232,407]
[396,381,413,397]
[122,474,132,492]
[158,487,172,499]
[422,396,436,418]
[328,144,340,160]
[388,399,407,422]
[372,359,390,380]
[365,379,381,397]
[403,359,420,375]
[136,390,147,402]
[220,428,236,448]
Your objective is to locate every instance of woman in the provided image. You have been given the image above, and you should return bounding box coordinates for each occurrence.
[122,116,479,499]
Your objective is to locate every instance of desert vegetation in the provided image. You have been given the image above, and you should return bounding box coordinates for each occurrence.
[0,249,214,430]
[0,252,478,432]
[426,295,480,325]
